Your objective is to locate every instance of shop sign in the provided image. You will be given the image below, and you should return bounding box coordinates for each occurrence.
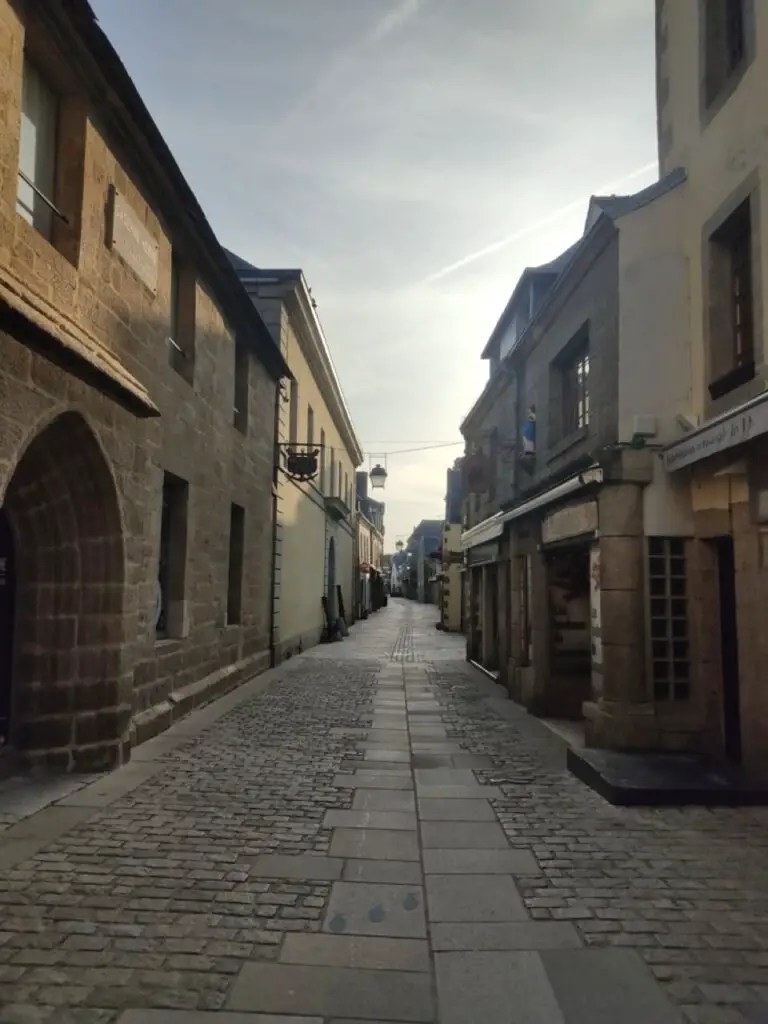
[664,397,768,472]
[542,500,597,546]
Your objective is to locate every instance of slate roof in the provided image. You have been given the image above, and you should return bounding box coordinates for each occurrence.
[585,166,687,228]
[224,249,300,283]
[480,238,581,360]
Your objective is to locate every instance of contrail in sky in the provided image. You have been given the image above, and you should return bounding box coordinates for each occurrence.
[421,161,658,286]
[277,0,425,134]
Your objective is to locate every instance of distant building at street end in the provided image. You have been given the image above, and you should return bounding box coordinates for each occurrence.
[229,252,362,659]
[403,519,444,605]
[356,471,385,618]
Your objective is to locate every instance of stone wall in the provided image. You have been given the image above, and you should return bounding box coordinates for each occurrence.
[0,1,278,769]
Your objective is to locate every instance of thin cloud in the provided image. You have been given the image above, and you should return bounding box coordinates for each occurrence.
[420,161,658,286]
[275,0,426,136]
[371,0,424,43]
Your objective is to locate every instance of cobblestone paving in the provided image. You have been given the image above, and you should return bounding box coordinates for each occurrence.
[430,663,768,1024]
[0,601,766,1023]
[0,661,377,1020]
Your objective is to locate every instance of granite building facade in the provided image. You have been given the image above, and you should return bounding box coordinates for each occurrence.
[0,0,288,772]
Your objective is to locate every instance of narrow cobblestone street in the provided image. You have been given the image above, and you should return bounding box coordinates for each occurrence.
[1,601,768,1023]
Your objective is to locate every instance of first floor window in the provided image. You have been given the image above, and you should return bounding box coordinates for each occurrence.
[17,56,59,240]
[648,537,690,701]
[157,472,189,637]
[227,504,245,625]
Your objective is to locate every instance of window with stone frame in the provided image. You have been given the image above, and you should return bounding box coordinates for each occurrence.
[17,56,58,241]
[702,0,748,110]
[561,342,590,437]
[233,340,248,434]
[648,538,690,701]
[169,252,196,383]
[708,197,755,398]
[157,472,189,638]
[226,504,245,625]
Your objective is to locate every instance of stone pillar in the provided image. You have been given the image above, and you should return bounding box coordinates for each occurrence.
[583,483,658,750]
[522,544,551,713]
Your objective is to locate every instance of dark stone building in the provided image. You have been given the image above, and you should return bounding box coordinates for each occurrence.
[0,0,288,772]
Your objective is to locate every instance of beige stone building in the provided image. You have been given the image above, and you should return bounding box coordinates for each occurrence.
[0,0,289,772]
[230,256,362,658]
[458,1,768,780]
[654,0,768,776]
[355,471,385,617]
[439,523,463,633]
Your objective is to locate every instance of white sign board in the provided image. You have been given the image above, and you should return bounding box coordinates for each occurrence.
[107,188,159,293]
[664,396,768,472]
[542,500,597,546]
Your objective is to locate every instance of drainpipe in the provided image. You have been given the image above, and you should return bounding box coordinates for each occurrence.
[269,379,282,668]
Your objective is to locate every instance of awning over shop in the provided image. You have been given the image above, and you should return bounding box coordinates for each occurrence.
[461,465,603,551]
[663,391,768,472]
[466,542,499,567]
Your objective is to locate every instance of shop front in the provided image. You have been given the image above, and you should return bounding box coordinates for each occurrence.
[460,506,505,678]
[663,391,768,778]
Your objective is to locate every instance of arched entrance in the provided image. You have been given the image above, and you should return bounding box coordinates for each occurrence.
[0,412,127,772]
[327,537,336,622]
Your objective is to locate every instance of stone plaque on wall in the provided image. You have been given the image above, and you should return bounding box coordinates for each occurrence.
[107,187,159,293]
[542,500,597,546]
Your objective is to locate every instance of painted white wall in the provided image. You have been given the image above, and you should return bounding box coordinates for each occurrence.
[616,185,695,535]
[660,0,768,419]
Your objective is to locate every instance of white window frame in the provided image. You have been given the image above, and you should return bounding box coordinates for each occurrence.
[17,57,58,240]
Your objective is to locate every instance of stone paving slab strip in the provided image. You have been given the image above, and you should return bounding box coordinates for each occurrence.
[540,947,683,1024]
[227,962,435,1021]
[282,933,430,971]
[430,921,582,952]
[425,874,527,923]
[330,828,420,861]
[324,880,426,938]
[435,950,564,1024]
[416,785,501,800]
[420,821,509,849]
[343,859,423,885]
[118,1014,322,1024]
[353,790,416,812]
[334,773,413,790]
[248,855,344,880]
[423,848,538,874]
[363,750,411,763]
[418,798,495,821]
[324,810,417,830]
[414,768,478,785]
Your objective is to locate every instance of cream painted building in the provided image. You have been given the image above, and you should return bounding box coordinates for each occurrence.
[440,523,463,632]
[356,471,385,618]
[229,254,362,659]
[651,0,768,777]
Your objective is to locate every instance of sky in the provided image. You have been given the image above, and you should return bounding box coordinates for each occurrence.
[91,0,659,547]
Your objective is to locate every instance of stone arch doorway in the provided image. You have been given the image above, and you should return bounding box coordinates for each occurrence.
[0,412,128,771]
[327,536,336,622]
